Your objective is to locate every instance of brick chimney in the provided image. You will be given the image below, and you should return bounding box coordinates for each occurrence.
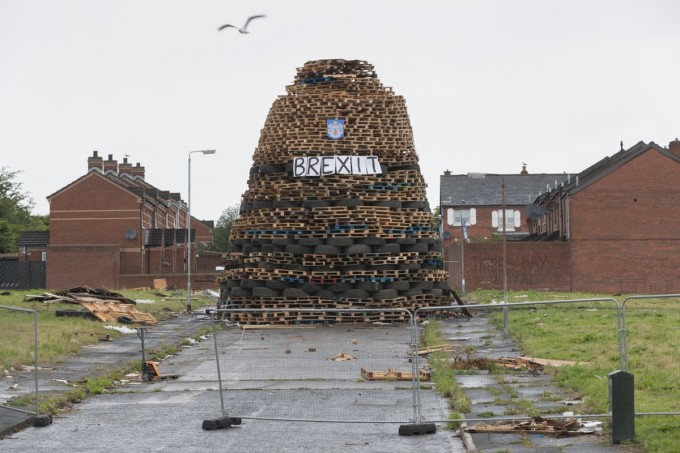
[87,150,103,172]
[520,163,528,175]
[443,169,451,175]
[669,138,680,158]
[103,154,118,173]
[118,157,133,176]
[131,162,145,179]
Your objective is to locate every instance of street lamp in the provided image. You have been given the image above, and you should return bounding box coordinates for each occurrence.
[460,200,466,295]
[500,176,508,336]
[187,149,216,312]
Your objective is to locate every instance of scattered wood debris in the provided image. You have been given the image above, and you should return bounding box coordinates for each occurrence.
[407,344,453,356]
[361,367,431,381]
[331,352,356,361]
[240,324,316,330]
[517,356,581,367]
[496,356,582,372]
[79,301,157,324]
[466,417,597,437]
[25,286,156,325]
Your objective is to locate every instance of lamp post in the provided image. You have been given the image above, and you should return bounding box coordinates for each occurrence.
[460,200,466,295]
[500,176,508,336]
[187,149,216,313]
[467,173,509,334]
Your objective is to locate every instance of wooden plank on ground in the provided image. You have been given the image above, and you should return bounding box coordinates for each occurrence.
[361,367,431,381]
[78,301,157,324]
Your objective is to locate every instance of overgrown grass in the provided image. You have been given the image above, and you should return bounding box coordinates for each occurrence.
[0,289,216,371]
[471,289,680,453]
[422,320,471,429]
[8,342,185,416]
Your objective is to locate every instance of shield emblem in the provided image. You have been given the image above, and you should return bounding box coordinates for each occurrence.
[326,119,345,140]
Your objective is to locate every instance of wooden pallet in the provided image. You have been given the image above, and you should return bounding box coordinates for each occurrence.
[360,367,431,381]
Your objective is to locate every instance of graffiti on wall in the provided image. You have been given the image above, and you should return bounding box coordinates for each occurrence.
[472,255,550,287]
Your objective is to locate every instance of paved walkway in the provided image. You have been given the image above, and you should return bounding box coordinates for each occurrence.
[1,310,638,452]
[0,311,212,437]
[444,314,633,452]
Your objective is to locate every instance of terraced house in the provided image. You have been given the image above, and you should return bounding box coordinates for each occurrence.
[41,151,215,289]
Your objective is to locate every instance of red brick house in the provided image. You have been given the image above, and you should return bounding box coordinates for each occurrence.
[44,151,215,290]
[444,139,680,295]
[527,139,680,293]
[440,168,571,242]
[439,169,572,292]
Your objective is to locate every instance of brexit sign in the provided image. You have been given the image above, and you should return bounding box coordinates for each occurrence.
[326,119,345,139]
[293,155,381,177]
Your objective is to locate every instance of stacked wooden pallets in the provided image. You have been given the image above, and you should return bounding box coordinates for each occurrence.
[218,59,454,324]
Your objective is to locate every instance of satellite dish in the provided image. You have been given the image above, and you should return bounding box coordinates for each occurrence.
[124,228,137,240]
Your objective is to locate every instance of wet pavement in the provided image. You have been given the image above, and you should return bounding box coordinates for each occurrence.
[1,311,634,452]
[445,315,629,452]
[1,314,464,452]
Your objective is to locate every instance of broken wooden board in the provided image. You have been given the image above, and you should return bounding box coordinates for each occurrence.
[496,356,581,372]
[240,324,317,330]
[361,367,431,381]
[25,292,79,304]
[466,417,594,437]
[517,356,581,367]
[78,301,157,324]
[407,344,453,356]
[331,352,356,361]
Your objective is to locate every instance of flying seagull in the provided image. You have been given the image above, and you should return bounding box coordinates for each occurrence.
[218,15,266,33]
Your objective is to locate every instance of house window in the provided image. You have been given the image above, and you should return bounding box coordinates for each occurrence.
[446,208,476,226]
[492,209,520,232]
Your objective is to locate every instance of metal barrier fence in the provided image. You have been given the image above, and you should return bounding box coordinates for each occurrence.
[201,297,678,440]
[205,308,429,427]
[0,304,51,426]
[620,293,680,372]
[414,298,622,425]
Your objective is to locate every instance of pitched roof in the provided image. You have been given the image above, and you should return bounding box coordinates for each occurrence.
[17,230,50,248]
[440,173,572,207]
[47,168,187,214]
[534,141,680,206]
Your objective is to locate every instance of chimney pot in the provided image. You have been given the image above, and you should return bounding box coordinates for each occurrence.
[87,150,104,172]
[131,162,146,179]
[669,138,680,158]
[103,154,118,173]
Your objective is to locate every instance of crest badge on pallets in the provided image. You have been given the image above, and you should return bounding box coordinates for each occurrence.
[218,59,454,324]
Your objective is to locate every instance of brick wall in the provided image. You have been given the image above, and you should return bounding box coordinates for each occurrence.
[445,241,572,292]
[119,273,219,291]
[569,150,680,293]
[46,245,120,289]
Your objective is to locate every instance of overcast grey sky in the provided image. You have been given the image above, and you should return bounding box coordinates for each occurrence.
[2,0,679,221]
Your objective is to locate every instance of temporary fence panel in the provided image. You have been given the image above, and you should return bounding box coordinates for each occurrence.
[414,298,621,425]
[620,294,680,421]
[0,305,40,418]
[207,308,428,425]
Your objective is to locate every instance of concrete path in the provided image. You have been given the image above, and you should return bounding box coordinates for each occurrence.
[1,314,464,452]
[444,314,632,452]
[1,310,637,452]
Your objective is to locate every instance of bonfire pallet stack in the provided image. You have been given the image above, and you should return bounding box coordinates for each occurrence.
[218,59,453,324]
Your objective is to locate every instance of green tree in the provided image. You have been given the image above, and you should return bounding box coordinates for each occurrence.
[432,205,441,230]
[210,204,240,252]
[0,167,46,253]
